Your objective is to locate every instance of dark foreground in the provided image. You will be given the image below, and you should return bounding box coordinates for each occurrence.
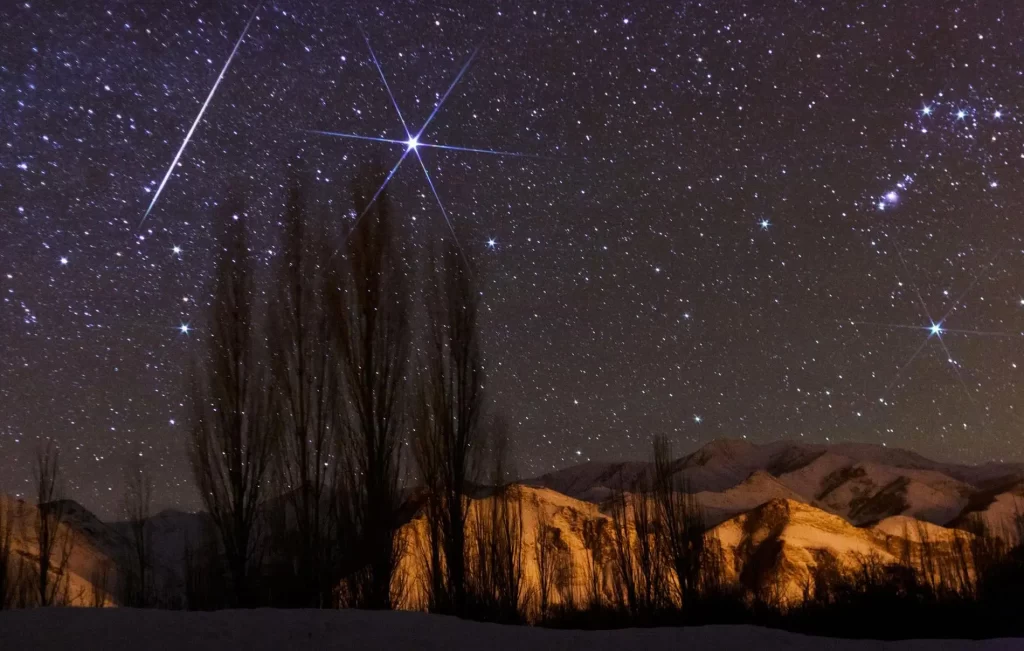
[0,608,1021,650]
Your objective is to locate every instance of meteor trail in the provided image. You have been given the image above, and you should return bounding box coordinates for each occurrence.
[139,1,263,228]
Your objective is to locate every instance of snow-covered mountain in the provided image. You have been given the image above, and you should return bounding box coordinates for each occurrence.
[712,498,968,604]
[3,438,1020,610]
[696,470,806,526]
[527,438,1024,529]
[948,477,1024,537]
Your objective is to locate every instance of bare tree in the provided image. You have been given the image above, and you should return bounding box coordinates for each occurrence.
[534,506,556,619]
[89,559,113,608]
[188,198,274,606]
[466,427,525,622]
[335,167,410,609]
[912,520,943,594]
[551,542,578,612]
[490,487,525,621]
[580,520,606,609]
[269,166,344,606]
[34,441,73,606]
[608,474,639,615]
[652,435,711,609]
[122,462,153,607]
[0,497,19,609]
[414,238,486,616]
[182,520,227,611]
[631,477,668,613]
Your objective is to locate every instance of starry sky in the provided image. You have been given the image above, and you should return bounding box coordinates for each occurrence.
[2,1,1023,517]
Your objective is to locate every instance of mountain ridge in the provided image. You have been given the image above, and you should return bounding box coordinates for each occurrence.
[527,438,1024,529]
[3,438,1022,609]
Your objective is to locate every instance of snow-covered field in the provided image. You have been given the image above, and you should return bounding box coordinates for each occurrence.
[0,609,1020,650]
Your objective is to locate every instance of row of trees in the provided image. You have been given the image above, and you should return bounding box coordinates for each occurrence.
[180,164,728,622]
[5,162,1024,639]
[187,163,504,614]
[6,418,1024,637]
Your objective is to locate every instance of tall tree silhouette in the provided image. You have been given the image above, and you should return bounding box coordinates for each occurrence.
[269,165,343,606]
[121,462,153,607]
[414,238,485,615]
[335,165,410,609]
[188,198,274,606]
[33,441,72,606]
[652,435,715,608]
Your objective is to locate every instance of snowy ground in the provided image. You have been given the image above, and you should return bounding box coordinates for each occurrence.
[0,609,1021,650]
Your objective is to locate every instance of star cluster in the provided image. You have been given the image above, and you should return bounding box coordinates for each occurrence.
[1,1,1022,516]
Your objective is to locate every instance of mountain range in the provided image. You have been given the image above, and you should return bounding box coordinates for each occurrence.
[3,438,1023,608]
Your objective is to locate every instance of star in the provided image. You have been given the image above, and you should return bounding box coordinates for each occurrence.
[172,246,182,256]
[486,238,497,249]
[759,219,770,230]
[308,30,535,260]
[179,324,191,335]
[922,105,932,116]
[994,110,1002,119]
[694,415,702,423]
[956,109,967,119]
[59,257,68,266]
[845,247,1015,411]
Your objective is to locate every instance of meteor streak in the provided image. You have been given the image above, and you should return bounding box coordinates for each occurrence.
[139,1,263,228]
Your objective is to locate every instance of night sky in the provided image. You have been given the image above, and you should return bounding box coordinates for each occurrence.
[2,1,1023,517]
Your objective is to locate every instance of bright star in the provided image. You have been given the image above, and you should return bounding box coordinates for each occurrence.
[172,246,182,255]
[956,109,967,119]
[694,415,702,423]
[844,249,1016,419]
[179,324,191,335]
[922,105,932,115]
[59,257,68,266]
[886,191,898,202]
[994,110,1002,119]
[759,219,770,230]
[308,30,534,263]
[486,238,497,249]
